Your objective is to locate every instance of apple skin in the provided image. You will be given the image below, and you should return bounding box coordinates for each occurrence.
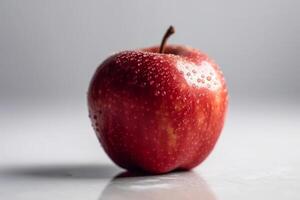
[88,45,228,174]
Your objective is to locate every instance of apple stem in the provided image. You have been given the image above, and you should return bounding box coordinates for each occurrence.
[159,26,175,53]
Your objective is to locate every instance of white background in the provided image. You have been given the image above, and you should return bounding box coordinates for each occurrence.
[0,0,299,199]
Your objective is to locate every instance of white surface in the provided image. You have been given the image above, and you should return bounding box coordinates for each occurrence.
[0,100,300,200]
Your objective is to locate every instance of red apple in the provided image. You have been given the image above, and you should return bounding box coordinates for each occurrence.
[88,26,228,174]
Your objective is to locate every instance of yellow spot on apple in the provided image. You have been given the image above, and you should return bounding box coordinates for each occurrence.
[197,111,205,126]
[166,125,176,147]
[175,102,184,111]
[156,109,177,149]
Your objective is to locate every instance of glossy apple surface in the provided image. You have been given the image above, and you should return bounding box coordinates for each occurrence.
[88,45,228,174]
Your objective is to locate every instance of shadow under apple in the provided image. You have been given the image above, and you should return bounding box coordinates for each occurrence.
[1,163,120,180]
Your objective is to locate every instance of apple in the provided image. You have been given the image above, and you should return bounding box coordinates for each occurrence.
[88,26,228,174]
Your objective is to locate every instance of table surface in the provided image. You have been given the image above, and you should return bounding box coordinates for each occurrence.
[1,100,299,200]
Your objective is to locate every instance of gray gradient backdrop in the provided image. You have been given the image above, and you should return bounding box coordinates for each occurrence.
[0,0,299,104]
[1,2,300,199]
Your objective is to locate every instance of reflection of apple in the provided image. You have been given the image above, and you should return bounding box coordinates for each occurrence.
[99,171,216,200]
[88,26,228,174]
